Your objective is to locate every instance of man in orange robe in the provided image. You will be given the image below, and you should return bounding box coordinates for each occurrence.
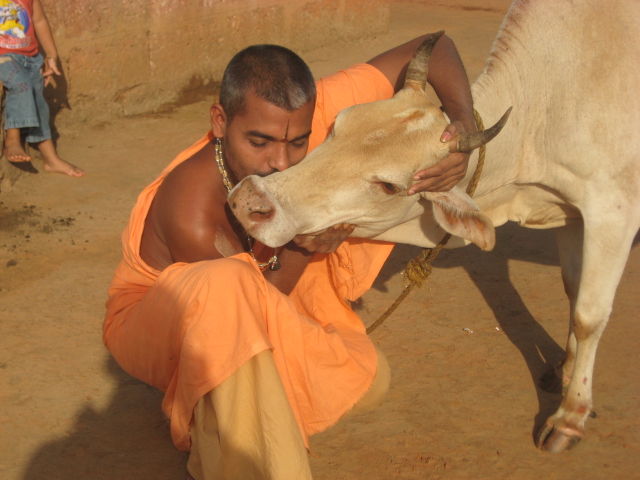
[104,35,476,479]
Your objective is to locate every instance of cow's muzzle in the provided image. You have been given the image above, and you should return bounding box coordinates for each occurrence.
[228,177,276,227]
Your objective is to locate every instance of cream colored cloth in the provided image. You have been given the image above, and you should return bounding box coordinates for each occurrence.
[187,349,390,480]
[188,350,312,480]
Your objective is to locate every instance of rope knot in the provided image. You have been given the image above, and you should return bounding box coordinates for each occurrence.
[405,252,433,286]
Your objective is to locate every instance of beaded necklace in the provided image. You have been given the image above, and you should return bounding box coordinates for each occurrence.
[215,138,281,271]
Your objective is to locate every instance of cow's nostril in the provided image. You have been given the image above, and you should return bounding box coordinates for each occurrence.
[249,208,274,222]
[248,203,272,214]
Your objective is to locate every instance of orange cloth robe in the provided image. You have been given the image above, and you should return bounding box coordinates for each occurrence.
[103,64,395,451]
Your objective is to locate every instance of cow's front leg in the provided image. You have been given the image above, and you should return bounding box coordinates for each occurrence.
[539,224,583,396]
[536,219,634,453]
[536,323,601,452]
[540,221,595,396]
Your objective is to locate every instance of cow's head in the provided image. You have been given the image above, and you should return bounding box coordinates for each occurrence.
[228,32,510,251]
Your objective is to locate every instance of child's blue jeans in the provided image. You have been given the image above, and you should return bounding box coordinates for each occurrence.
[0,53,51,144]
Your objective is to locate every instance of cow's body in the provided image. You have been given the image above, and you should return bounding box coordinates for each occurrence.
[229,0,640,453]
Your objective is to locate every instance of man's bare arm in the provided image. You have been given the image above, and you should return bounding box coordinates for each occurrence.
[367,34,476,192]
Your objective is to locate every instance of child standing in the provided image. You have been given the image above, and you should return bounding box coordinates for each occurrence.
[0,0,83,176]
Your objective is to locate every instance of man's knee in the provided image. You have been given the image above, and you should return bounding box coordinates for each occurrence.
[345,347,391,418]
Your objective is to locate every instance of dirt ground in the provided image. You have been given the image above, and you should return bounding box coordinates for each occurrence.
[1,1,639,479]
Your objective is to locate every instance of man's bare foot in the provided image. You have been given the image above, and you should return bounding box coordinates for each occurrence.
[42,155,85,177]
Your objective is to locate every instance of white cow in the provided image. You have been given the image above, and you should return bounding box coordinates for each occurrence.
[229,0,640,453]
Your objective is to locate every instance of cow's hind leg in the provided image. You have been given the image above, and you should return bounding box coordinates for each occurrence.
[536,217,636,453]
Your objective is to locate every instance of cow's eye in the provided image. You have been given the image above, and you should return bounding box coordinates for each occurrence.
[380,182,400,195]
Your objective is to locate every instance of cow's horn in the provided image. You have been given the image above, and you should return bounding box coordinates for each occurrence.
[403,31,445,91]
[448,107,512,153]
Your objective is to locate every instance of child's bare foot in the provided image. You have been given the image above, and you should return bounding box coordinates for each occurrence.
[4,128,31,162]
[5,142,32,162]
[35,139,85,177]
[42,155,85,177]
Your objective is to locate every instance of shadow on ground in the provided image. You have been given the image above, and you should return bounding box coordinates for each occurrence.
[368,221,569,442]
[22,357,188,480]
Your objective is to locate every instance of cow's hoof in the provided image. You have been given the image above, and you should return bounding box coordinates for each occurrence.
[536,423,581,453]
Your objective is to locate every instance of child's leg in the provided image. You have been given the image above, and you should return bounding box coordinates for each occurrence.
[15,53,85,177]
[0,54,39,162]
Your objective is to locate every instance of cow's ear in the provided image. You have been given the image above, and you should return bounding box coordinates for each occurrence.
[420,187,495,251]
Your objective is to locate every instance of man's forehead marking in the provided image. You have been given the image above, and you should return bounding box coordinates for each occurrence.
[280,121,290,142]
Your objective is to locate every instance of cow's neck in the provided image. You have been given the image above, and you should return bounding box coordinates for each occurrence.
[458,1,561,230]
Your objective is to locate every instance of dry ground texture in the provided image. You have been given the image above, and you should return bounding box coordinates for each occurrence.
[1,1,638,479]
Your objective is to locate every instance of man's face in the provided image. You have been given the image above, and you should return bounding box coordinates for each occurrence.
[214,90,315,183]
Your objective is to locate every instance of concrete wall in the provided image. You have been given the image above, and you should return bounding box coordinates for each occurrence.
[42,0,391,125]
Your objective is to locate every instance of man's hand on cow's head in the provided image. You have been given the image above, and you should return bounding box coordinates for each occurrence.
[292,223,356,254]
[408,121,470,194]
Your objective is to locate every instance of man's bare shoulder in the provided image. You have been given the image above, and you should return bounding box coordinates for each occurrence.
[155,146,220,217]
[141,142,241,269]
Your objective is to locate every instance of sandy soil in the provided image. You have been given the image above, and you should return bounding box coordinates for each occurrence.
[1,1,638,479]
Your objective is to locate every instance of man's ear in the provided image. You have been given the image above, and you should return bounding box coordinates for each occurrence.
[210,103,227,137]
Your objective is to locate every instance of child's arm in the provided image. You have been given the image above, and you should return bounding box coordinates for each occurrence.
[32,0,61,86]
